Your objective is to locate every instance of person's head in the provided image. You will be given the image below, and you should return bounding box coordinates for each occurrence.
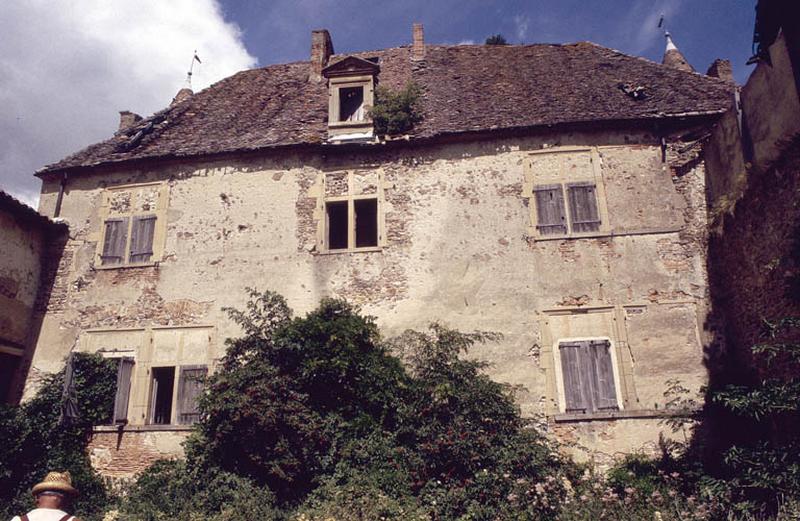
[30,471,78,509]
[35,490,68,510]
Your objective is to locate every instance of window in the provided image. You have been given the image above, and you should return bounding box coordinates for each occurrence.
[148,364,208,425]
[533,182,601,236]
[101,215,157,265]
[339,86,365,122]
[320,170,383,252]
[558,339,619,414]
[97,182,167,267]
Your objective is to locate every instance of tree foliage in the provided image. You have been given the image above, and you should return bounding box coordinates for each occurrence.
[369,82,423,137]
[485,34,508,45]
[0,353,117,520]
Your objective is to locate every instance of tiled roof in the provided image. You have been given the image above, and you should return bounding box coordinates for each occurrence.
[0,190,65,229]
[39,42,734,175]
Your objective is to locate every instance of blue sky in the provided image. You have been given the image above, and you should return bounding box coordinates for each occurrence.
[0,1,757,204]
[219,0,757,83]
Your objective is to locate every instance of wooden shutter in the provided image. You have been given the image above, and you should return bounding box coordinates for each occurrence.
[534,185,567,235]
[129,215,156,263]
[588,340,618,411]
[176,365,207,424]
[101,218,129,265]
[113,357,135,424]
[567,183,601,233]
[559,342,588,412]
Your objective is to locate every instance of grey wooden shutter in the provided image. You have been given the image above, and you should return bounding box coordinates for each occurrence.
[101,218,129,265]
[588,340,618,411]
[177,365,207,424]
[113,357,135,424]
[567,183,601,233]
[559,342,588,412]
[129,215,156,263]
[534,185,567,235]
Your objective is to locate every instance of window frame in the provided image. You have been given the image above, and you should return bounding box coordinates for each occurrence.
[552,336,624,415]
[327,75,375,140]
[95,181,168,269]
[524,146,610,240]
[318,169,385,254]
[147,363,208,426]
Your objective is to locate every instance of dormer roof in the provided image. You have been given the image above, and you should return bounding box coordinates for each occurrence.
[322,56,380,78]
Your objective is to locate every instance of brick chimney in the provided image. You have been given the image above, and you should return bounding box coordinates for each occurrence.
[310,29,334,82]
[706,59,735,83]
[118,111,142,132]
[412,23,425,61]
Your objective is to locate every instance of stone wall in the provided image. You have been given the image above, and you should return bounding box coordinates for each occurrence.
[30,126,713,476]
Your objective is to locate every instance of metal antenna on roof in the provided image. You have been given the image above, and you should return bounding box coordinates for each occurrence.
[185,50,202,89]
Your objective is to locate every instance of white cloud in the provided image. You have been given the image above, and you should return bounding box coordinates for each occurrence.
[625,0,686,54]
[0,0,256,207]
[514,14,530,43]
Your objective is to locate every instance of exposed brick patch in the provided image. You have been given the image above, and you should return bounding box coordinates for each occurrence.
[295,171,318,251]
[88,431,189,480]
[557,294,590,307]
[557,241,580,262]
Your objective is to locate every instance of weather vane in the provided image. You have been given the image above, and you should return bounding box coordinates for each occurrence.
[185,50,202,89]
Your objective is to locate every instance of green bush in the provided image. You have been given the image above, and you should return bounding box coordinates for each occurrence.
[0,353,117,520]
[485,34,508,45]
[369,82,423,136]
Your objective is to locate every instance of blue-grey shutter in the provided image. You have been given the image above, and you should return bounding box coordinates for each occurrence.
[588,340,618,411]
[567,183,601,233]
[113,357,135,424]
[129,215,156,263]
[560,342,588,412]
[177,365,207,424]
[534,185,567,235]
[101,218,129,265]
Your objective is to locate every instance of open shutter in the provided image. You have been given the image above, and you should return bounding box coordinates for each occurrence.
[559,342,588,413]
[101,218,129,265]
[176,365,207,424]
[129,215,156,263]
[113,357,135,424]
[588,340,618,411]
[534,185,567,235]
[567,183,601,233]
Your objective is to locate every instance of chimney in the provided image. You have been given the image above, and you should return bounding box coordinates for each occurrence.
[118,111,142,132]
[662,32,694,73]
[310,29,334,81]
[412,23,425,61]
[171,87,193,106]
[706,59,735,83]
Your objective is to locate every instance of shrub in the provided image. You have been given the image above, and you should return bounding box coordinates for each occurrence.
[485,34,508,45]
[0,353,117,520]
[369,82,423,136]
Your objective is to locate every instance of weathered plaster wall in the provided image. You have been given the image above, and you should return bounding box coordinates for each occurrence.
[33,128,710,474]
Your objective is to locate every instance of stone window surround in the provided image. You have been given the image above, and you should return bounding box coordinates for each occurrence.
[78,324,216,427]
[538,304,643,420]
[314,168,387,254]
[94,181,169,270]
[522,146,611,241]
[327,74,375,139]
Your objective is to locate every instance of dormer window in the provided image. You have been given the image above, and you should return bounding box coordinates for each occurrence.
[322,56,380,142]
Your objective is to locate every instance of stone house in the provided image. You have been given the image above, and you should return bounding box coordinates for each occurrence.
[18,25,734,478]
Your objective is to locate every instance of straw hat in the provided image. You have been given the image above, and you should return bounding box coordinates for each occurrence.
[31,471,78,496]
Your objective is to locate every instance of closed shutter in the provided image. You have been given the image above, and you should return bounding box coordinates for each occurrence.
[559,342,588,413]
[101,218,129,265]
[129,215,156,263]
[588,340,618,411]
[113,357,135,424]
[567,183,601,233]
[534,185,567,235]
[176,365,207,424]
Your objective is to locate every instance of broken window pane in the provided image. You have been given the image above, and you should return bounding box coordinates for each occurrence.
[150,366,175,425]
[327,201,349,250]
[354,198,378,248]
[339,86,365,122]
